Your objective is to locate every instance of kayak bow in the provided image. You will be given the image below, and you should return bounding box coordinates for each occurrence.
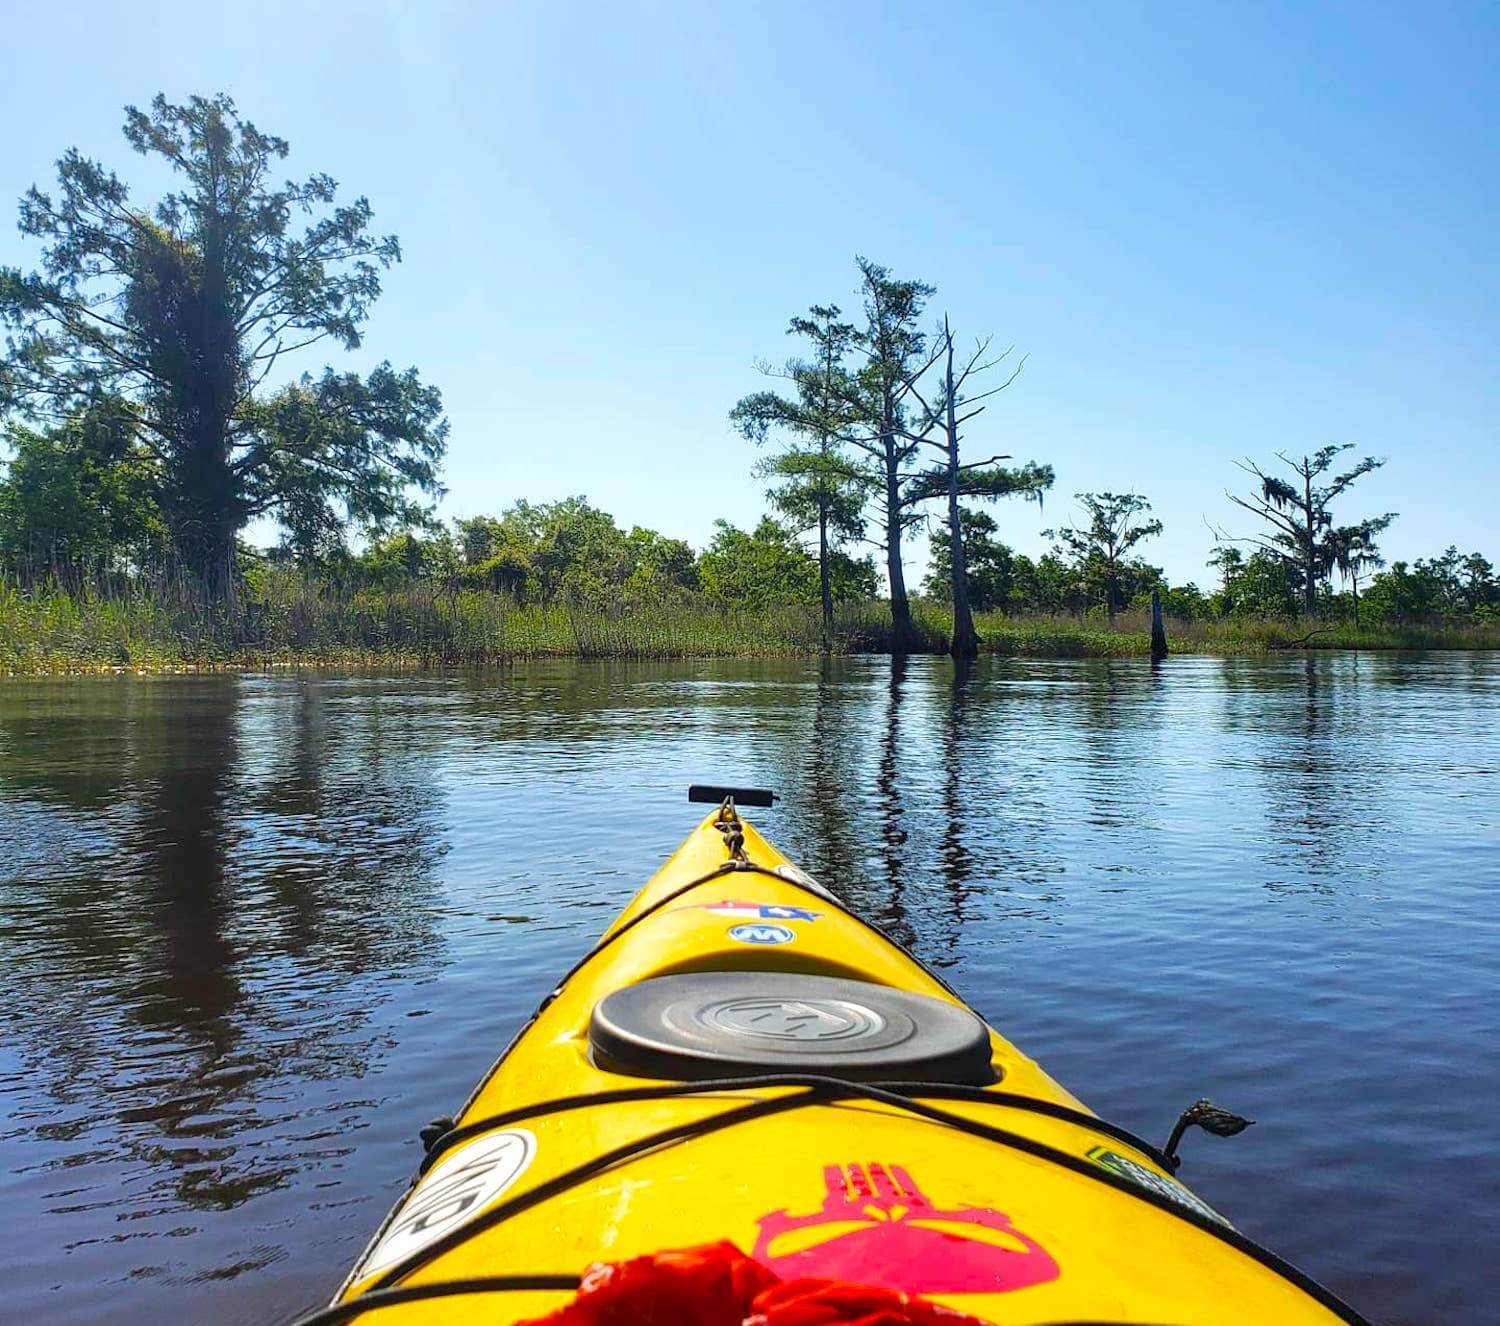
[316,800,1367,1325]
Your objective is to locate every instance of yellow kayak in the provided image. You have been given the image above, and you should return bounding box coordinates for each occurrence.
[305,792,1368,1326]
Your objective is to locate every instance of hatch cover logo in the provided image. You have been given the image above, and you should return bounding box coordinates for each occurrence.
[753,1162,1059,1293]
[727,922,796,945]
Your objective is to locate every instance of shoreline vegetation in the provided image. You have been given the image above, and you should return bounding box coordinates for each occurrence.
[5,582,1497,675]
[4,98,1497,675]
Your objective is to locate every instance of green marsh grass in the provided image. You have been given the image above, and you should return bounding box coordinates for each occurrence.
[2,581,1495,673]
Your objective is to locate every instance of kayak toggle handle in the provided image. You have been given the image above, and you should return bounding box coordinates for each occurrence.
[688,784,779,808]
[1162,1098,1255,1173]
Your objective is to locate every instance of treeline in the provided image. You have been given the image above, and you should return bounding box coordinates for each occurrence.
[926,506,1499,629]
[264,503,879,611]
[0,92,1495,663]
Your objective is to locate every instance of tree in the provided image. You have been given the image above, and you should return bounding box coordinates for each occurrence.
[452,499,699,604]
[1045,492,1163,621]
[1459,552,1497,618]
[1218,549,1301,619]
[1136,581,1209,621]
[0,402,166,585]
[697,517,819,609]
[924,508,1016,612]
[624,526,699,597]
[349,528,458,588]
[1206,546,1244,618]
[732,305,868,642]
[0,94,446,599]
[1224,446,1394,615]
[455,515,506,567]
[1363,561,1432,626]
[1327,518,1391,625]
[844,259,937,651]
[898,317,1050,655]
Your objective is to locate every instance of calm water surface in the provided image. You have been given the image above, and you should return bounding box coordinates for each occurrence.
[1,656,1497,1324]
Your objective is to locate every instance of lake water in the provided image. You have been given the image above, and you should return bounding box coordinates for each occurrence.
[1,656,1496,1325]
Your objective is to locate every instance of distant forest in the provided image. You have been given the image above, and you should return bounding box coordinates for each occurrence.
[1,94,1494,661]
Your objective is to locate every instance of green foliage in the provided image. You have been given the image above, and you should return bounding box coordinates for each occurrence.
[347,528,459,588]
[1208,547,1301,619]
[1361,548,1499,625]
[924,508,1016,611]
[1140,582,1209,620]
[731,304,869,624]
[924,508,1199,619]
[0,93,445,594]
[697,518,817,609]
[625,526,699,597]
[0,404,166,583]
[6,569,1500,674]
[1044,492,1163,619]
[450,498,699,605]
[697,517,875,610]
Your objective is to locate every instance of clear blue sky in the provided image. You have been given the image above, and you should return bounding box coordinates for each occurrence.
[4,1,1496,586]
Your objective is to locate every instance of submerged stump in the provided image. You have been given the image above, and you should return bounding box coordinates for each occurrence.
[1150,588,1168,661]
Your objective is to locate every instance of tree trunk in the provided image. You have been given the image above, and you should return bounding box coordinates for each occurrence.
[1303,459,1318,616]
[883,430,918,653]
[1352,574,1361,627]
[817,503,833,647]
[944,330,979,659]
[170,424,240,603]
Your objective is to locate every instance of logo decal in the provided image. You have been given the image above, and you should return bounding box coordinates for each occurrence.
[1086,1146,1227,1225]
[753,1162,1059,1293]
[685,900,821,921]
[728,922,796,945]
[359,1130,536,1276]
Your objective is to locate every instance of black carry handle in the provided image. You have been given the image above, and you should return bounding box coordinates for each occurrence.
[687,784,779,808]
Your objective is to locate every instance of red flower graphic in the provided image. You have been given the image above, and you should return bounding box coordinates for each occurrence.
[752,1163,1059,1295]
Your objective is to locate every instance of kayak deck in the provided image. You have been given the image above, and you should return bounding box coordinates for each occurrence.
[328,806,1364,1325]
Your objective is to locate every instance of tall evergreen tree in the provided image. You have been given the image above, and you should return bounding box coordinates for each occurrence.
[845,259,936,652]
[731,305,867,643]
[0,94,446,599]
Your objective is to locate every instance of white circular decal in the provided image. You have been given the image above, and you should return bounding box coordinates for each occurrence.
[728,922,795,945]
[358,1129,536,1276]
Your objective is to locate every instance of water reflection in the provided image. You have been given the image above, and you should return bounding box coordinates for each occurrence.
[134,683,241,1028]
[939,659,976,926]
[1220,656,1390,892]
[875,655,913,946]
[800,660,860,895]
[0,657,1495,1326]
[0,678,450,1314]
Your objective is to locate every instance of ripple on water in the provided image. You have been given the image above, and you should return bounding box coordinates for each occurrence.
[0,656,1497,1325]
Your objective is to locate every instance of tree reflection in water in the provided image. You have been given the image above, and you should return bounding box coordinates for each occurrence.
[0,677,447,1297]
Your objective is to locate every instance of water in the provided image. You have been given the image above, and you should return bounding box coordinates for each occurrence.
[1,656,1496,1325]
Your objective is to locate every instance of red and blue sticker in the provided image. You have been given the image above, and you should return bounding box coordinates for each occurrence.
[681,900,822,922]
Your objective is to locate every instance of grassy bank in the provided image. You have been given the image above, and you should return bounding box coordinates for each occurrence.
[973,609,1500,657]
[2,583,1496,673]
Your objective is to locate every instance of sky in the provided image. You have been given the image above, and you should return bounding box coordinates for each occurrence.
[2,1,1496,587]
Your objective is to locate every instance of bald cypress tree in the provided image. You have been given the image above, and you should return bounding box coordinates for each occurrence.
[0,94,446,600]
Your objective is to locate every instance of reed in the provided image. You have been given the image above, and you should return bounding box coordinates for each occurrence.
[2,580,1495,673]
